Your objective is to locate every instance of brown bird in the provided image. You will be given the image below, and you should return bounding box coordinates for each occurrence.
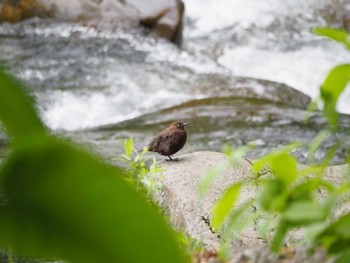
[148,121,189,161]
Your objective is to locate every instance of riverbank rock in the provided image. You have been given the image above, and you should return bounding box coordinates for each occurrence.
[158,151,347,262]
[159,151,257,251]
[138,0,184,46]
[0,0,48,22]
[0,0,184,45]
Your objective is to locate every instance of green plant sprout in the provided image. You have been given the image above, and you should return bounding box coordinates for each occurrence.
[117,137,165,199]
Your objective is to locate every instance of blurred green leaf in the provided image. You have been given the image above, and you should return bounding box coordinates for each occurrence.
[212,182,242,230]
[0,137,185,263]
[308,130,331,163]
[199,162,228,199]
[282,200,325,224]
[271,220,289,253]
[289,180,314,202]
[322,141,342,166]
[257,213,279,243]
[335,250,350,263]
[0,70,185,263]
[306,221,330,244]
[317,213,350,254]
[217,199,256,261]
[225,199,256,238]
[313,27,350,50]
[322,192,337,215]
[259,179,288,212]
[223,144,254,165]
[0,69,46,143]
[125,137,134,159]
[270,152,297,185]
[321,64,350,127]
[253,145,299,185]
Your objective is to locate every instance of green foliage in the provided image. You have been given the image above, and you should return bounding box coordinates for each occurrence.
[313,27,350,128]
[321,64,350,127]
[212,182,242,230]
[118,138,164,198]
[308,130,331,163]
[335,250,350,263]
[204,141,347,255]
[317,213,350,253]
[254,150,339,252]
[0,69,185,263]
[176,232,205,261]
[253,145,300,185]
[0,71,46,143]
[202,26,350,260]
[313,27,350,50]
[199,163,228,199]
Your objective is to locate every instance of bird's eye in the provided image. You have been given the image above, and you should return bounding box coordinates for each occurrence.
[177,123,181,127]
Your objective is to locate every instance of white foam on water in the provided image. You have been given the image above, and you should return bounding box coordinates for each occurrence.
[23,0,350,131]
[218,44,350,113]
[183,0,350,114]
[42,75,190,131]
[183,0,330,36]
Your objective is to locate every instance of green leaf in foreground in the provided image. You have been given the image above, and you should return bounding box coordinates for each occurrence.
[320,64,350,127]
[282,200,325,224]
[317,213,350,255]
[0,69,46,142]
[212,182,242,230]
[313,27,350,50]
[308,130,331,164]
[271,220,289,253]
[336,250,350,263]
[0,69,185,262]
[0,137,185,263]
[253,149,298,185]
[259,179,287,212]
[199,162,228,199]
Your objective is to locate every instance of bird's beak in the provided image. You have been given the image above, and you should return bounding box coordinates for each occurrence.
[183,122,190,126]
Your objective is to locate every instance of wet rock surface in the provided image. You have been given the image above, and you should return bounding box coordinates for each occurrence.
[138,0,184,45]
[71,78,349,165]
[0,5,349,165]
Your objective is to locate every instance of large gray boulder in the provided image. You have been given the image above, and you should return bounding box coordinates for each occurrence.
[158,151,348,262]
[159,151,259,251]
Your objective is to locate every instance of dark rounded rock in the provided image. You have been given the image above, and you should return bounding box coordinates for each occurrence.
[139,0,184,45]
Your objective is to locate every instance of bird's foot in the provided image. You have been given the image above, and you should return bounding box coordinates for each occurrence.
[166,156,179,161]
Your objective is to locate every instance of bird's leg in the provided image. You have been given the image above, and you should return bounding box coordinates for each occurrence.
[166,156,179,161]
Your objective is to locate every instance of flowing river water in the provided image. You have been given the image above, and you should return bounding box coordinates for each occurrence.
[0,0,350,164]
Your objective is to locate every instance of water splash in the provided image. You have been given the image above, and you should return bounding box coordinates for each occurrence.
[1,0,350,132]
[218,44,350,113]
[184,0,350,114]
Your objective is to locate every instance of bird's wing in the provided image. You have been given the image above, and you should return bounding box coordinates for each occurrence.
[149,133,171,151]
[157,134,171,148]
